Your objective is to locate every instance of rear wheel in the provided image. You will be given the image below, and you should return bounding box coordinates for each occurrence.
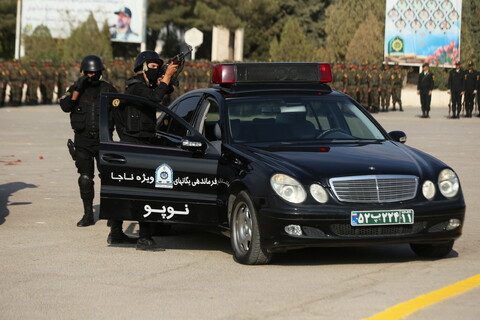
[230,191,272,265]
[410,240,454,258]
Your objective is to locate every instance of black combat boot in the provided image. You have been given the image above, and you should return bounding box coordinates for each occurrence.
[77,199,95,227]
[136,222,165,251]
[107,220,137,244]
[136,238,165,251]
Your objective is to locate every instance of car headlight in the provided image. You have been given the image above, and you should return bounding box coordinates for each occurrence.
[270,174,307,204]
[438,169,459,199]
[310,184,329,203]
[422,180,436,200]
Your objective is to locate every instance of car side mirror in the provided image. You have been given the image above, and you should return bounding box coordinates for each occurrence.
[388,131,407,144]
[181,135,207,154]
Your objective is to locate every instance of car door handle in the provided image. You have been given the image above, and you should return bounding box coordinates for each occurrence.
[102,154,127,164]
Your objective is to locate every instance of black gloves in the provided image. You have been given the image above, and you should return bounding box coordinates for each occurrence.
[73,75,89,93]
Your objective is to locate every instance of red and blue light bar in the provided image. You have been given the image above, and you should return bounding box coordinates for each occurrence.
[211,63,332,85]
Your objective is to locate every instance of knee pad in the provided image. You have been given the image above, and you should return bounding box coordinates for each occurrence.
[78,174,94,199]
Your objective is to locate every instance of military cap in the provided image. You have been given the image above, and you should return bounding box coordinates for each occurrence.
[422,63,429,67]
[468,61,474,67]
[115,7,132,17]
[455,61,462,66]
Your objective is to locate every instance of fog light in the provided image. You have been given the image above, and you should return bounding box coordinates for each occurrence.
[446,219,461,230]
[285,224,303,236]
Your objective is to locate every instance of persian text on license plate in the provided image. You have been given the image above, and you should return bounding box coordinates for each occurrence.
[351,209,414,226]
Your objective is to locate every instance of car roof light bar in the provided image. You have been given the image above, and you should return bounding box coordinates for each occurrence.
[211,63,332,85]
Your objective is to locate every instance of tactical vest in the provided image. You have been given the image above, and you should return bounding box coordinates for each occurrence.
[124,78,156,137]
[70,82,111,137]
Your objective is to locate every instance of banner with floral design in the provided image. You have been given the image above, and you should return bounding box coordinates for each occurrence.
[384,0,462,68]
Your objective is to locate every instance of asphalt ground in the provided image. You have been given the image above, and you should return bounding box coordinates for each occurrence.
[1,97,479,320]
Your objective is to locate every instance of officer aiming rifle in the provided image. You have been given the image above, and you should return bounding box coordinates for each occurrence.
[160,45,193,87]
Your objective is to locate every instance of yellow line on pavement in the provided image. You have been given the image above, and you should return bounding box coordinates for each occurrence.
[362,274,480,320]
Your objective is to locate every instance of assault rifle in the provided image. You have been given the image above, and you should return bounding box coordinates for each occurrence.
[160,45,193,87]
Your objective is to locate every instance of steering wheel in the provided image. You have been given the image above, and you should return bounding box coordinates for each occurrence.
[316,128,349,139]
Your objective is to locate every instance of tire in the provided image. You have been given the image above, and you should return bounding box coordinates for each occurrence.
[230,191,272,265]
[410,240,454,258]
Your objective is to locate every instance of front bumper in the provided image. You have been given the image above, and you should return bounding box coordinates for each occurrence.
[257,200,466,252]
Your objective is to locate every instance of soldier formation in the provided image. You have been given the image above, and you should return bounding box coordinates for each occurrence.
[331,61,480,118]
[2,58,478,118]
[0,58,213,107]
[331,61,407,113]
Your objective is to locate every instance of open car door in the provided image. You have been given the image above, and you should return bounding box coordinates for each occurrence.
[99,93,221,226]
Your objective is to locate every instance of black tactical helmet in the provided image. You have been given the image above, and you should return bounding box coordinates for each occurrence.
[80,55,105,73]
[134,50,164,72]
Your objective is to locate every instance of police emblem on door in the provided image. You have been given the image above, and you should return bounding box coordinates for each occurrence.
[155,163,173,189]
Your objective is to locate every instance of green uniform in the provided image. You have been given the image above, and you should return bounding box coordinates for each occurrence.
[67,63,80,90]
[26,64,42,104]
[345,67,358,100]
[8,62,26,106]
[369,68,382,113]
[358,68,370,109]
[112,62,127,93]
[0,63,8,106]
[57,64,69,101]
[40,63,56,104]
[332,66,345,92]
[391,67,403,111]
[380,67,391,111]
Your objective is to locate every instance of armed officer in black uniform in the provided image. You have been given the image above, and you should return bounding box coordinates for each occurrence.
[59,55,135,244]
[114,50,178,250]
[447,61,465,118]
[417,63,434,118]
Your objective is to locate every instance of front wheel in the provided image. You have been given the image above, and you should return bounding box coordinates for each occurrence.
[410,240,454,258]
[230,191,272,265]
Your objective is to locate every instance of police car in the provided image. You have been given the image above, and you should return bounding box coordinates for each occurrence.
[99,63,465,265]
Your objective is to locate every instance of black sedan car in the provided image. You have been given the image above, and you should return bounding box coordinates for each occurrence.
[99,63,465,264]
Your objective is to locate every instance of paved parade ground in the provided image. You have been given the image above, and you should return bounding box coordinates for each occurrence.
[1,95,479,320]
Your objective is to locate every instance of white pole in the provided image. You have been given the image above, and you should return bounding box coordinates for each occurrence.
[14,0,22,59]
[140,0,147,51]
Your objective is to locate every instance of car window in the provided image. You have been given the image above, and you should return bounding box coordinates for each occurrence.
[226,95,385,143]
[156,95,201,135]
[200,100,220,141]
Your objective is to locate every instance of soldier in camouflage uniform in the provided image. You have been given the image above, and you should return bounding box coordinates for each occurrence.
[198,62,211,89]
[111,58,127,93]
[67,61,81,92]
[8,60,27,106]
[0,59,9,107]
[57,62,69,102]
[332,63,346,93]
[390,63,404,111]
[182,61,193,93]
[345,63,358,100]
[380,64,390,111]
[369,64,382,113]
[357,63,370,109]
[26,61,42,105]
[40,61,56,104]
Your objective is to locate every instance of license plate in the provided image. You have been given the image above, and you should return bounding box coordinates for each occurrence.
[351,209,414,226]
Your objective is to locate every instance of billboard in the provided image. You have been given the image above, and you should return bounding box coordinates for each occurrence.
[21,0,146,43]
[384,0,462,67]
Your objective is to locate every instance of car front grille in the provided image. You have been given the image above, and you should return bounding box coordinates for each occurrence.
[330,222,425,237]
[329,175,418,203]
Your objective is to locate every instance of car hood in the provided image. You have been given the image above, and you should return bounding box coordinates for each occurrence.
[241,141,444,181]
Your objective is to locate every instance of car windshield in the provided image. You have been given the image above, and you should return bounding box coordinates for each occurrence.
[226,94,386,144]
